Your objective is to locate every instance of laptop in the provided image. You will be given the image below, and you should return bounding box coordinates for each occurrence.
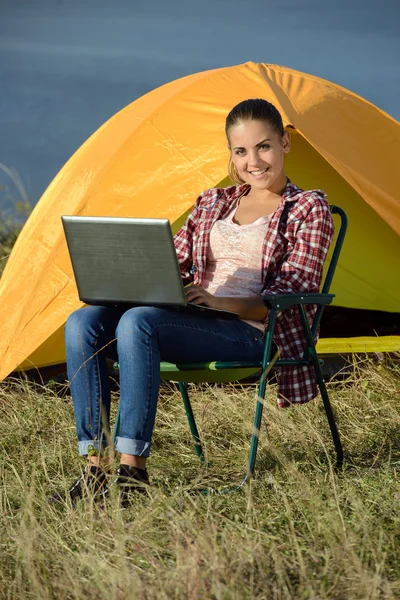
[61,215,239,319]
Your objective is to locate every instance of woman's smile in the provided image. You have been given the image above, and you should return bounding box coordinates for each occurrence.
[248,167,269,179]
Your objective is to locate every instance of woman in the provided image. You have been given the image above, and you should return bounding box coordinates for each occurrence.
[51,99,334,505]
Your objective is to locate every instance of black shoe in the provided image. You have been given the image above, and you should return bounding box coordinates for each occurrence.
[101,464,150,507]
[49,465,108,505]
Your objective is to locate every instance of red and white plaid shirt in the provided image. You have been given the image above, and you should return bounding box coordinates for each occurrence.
[174,180,334,407]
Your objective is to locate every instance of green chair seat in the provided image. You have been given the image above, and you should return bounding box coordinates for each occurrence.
[160,361,260,383]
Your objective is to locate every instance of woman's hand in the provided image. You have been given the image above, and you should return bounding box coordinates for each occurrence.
[185,285,221,309]
[185,285,268,320]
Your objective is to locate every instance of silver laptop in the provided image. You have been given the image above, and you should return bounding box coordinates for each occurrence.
[61,216,238,319]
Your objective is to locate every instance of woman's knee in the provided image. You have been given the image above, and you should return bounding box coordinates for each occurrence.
[116,306,161,341]
[65,306,103,349]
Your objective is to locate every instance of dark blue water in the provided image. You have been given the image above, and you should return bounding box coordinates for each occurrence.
[1,0,399,216]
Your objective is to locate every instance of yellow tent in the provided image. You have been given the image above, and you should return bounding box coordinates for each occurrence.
[0,62,399,380]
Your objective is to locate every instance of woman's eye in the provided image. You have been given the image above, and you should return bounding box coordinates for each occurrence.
[259,144,270,150]
[235,149,244,155]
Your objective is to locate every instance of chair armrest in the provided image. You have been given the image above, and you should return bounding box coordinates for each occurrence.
[262,293,335,310]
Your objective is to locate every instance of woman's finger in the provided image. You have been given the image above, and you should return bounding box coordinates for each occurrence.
[185,285,202,297]
[185,285,209,305]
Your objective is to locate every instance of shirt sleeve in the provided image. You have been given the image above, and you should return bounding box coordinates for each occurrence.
[262,196,334,298]
[173,193,202,284]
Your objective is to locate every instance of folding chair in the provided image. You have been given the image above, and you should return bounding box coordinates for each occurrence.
[113,205,347,488]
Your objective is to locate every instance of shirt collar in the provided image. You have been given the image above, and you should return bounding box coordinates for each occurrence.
[282,178,303,203]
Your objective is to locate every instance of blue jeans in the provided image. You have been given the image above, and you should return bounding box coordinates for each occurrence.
[65,306,265,458]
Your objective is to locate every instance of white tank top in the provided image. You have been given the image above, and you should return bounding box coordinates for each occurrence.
[202,204,270,332]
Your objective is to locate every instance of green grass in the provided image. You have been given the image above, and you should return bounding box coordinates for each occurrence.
[0,165,31,277]
[0,210,29,277]
[0,358,399,599]
[0,223,16,276]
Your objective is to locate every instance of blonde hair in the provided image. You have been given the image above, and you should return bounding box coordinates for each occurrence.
[228,157,246,185]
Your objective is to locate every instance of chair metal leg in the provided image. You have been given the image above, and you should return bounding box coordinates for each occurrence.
[178,382,206,463]
[315,372,344,468]
[298,305,344,468]
[245,309,278,482]
[199,338,281,496]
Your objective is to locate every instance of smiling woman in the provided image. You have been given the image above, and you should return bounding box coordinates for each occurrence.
[46,97,336,506]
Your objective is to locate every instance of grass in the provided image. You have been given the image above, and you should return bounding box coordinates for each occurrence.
[0,163,31,277]
[0,177,399,597]
[0,357,399,599]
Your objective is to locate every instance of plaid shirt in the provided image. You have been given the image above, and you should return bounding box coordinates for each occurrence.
[174,180,334,407]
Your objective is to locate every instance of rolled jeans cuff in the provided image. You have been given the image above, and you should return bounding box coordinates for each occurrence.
[115,437,151,458]
[78,439,109,456]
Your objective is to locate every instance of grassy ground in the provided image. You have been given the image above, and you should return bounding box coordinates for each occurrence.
[0,358,399,599]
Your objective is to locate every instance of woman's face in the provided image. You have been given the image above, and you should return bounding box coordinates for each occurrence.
[228,119,290,193]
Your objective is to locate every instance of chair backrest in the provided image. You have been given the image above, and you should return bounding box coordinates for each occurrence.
[311,205,348,337]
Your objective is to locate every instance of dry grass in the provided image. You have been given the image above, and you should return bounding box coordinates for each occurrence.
[0,357,399,599]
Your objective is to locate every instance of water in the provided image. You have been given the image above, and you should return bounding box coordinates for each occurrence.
[1,0,399,214]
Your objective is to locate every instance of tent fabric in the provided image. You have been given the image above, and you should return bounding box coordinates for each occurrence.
[0,62,399,380]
